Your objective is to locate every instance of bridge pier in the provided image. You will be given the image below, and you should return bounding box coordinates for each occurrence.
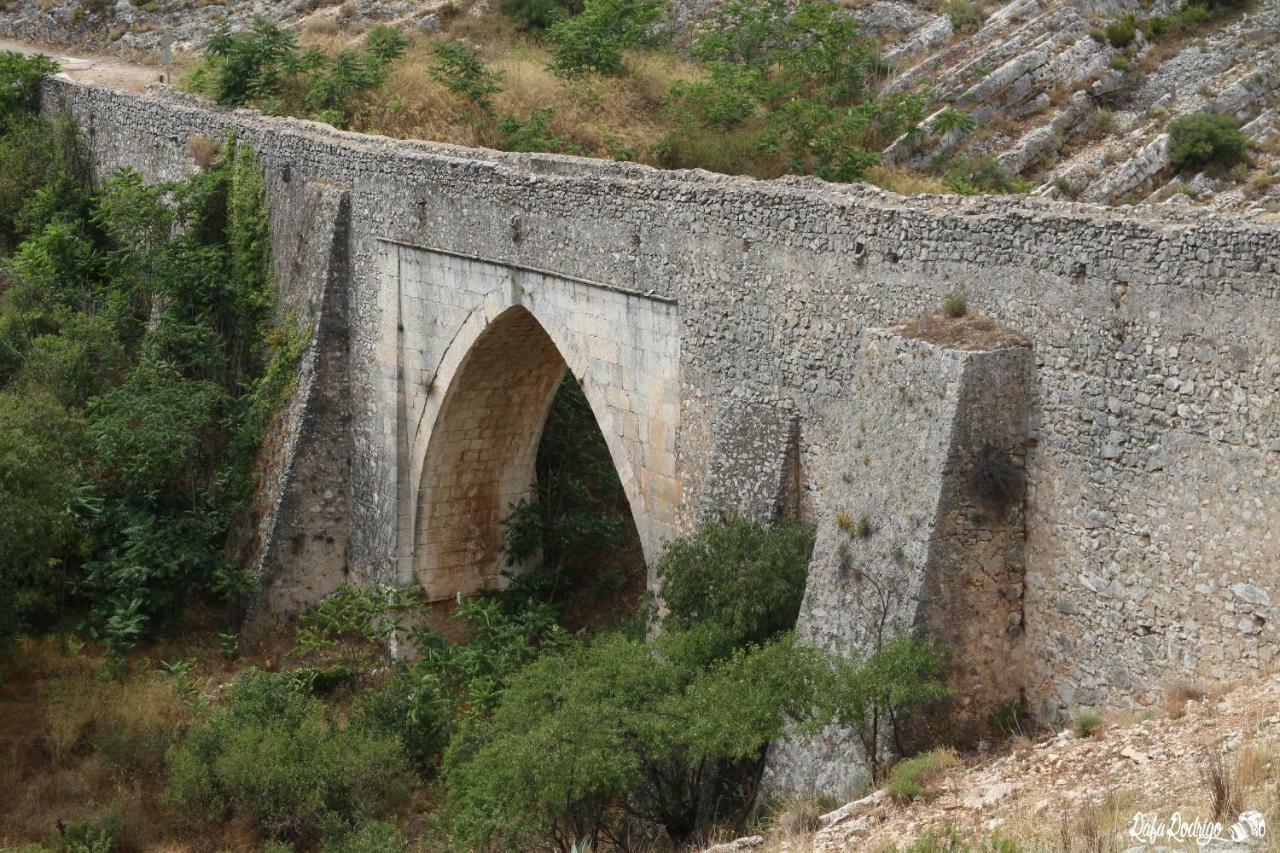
[764,319,1035,799]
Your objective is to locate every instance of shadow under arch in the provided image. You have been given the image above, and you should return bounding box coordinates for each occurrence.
[410,302,646,601]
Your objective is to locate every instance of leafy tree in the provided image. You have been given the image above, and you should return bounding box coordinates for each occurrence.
[430,41,505,118]
[191,20,408,128]
[0,114,87,252]
[826,634,953,781]
[445,520,821,847]
[197,16,309,107]
[18,312,125,408]
[501,376,629,606]
[88,357,228,499]
[1168,112,1248,172]
[0,50,58,122]
[0,391,87,641]
[546,0,668,76]
[444,631,830,849]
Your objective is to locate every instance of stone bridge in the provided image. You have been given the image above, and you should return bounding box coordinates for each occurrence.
[44,78,1280,796]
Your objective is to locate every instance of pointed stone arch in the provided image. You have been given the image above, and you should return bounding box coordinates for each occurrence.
[388,246,681,601]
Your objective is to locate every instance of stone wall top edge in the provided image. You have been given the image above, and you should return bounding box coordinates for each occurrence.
[45,77,1280,241]
[866,324,1034,356]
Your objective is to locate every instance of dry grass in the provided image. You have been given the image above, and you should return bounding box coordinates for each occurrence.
[185,131,224,168]
[0,634,221,849]
[723,794,840,853]
[891,312,1031,351]
[297,23,704,166]
[1196,742,1280,825]
[1058,791,1135,853]
[867,165,951,194]
[0,608,426,850]
[1201,748,1245,821]
[1164,678,1209,719]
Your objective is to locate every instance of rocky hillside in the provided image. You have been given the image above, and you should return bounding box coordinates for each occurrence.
[710,673,1280,851]
[0,0,1276,212]
[858,0,1280,214]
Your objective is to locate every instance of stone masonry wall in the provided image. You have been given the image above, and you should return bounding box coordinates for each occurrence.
[43,78,1280,728]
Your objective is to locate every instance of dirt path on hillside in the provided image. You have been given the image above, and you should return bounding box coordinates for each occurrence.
[0,36,160,91]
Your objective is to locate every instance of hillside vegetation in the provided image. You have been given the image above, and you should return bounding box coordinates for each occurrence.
[176,2,975,188]
[1,0,1277,207]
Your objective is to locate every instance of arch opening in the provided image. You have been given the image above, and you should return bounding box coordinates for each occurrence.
[413,305,645,618]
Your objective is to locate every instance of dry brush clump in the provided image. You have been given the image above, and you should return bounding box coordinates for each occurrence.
[1200,748,1245,821]
[1163,678,1209,719]
[1058,792,1133,853]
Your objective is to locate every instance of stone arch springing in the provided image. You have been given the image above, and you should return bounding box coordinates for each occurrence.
[411,303,645,601]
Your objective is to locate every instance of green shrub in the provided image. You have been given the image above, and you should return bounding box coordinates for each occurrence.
[884,748,960,801]
[1104,14,1137,48]
[18,312,125,408]
[498,0,582,29]
[1143,0,1246,42]
[1075,709,1102,737]
[931,107,977,137]
[943,0,986,33]
[497,107,577,153]
[546,0,668,76]
[430,41,504,117]
[942,292,967,318]
[89,358,228,496]
[411,594,570,711]
[322,820,410,853]
[305,26,408,127]
[341,592,570,777]
[665,0,929,182]
[655,517,814,662]
[353,665,453,773]
[0,391,87,642]
[166,670,414,843]
[939,156,1031,195]
[1168,112,1248,172]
